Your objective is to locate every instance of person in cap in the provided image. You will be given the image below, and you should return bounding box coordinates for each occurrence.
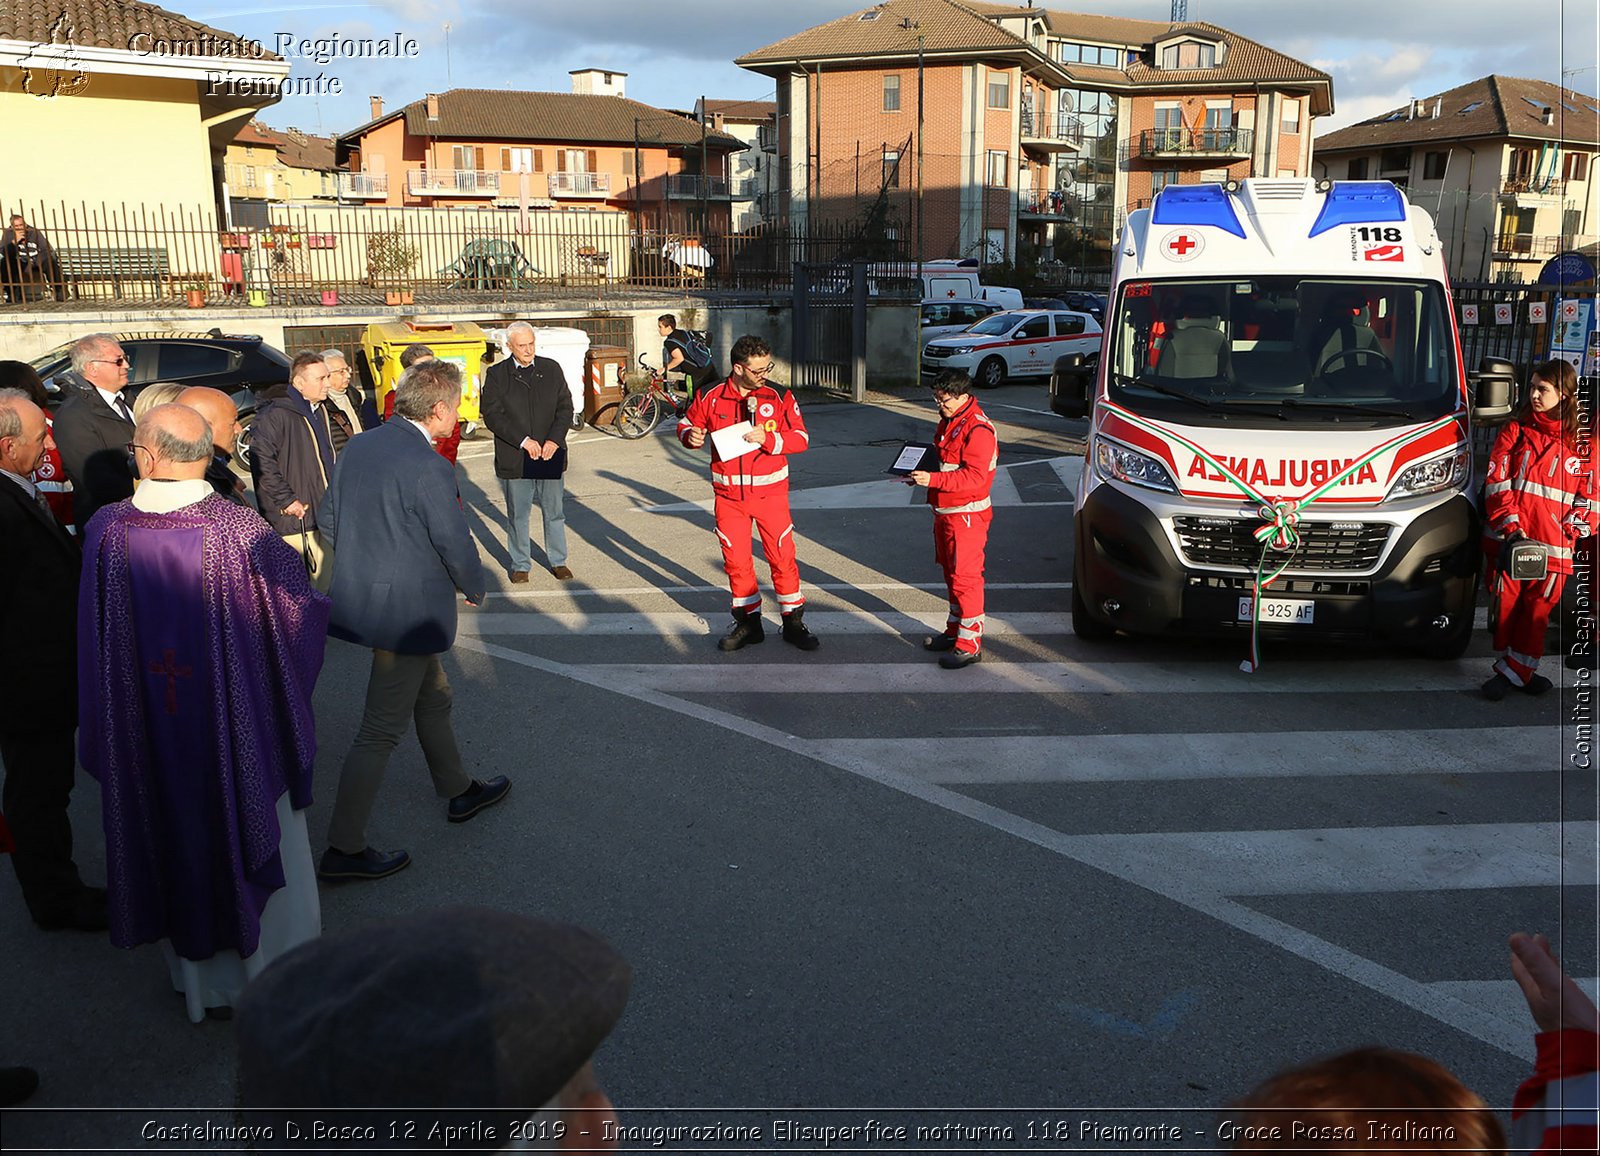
[237,906,629,1150]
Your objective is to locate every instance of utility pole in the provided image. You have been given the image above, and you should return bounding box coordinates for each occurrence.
[902,17,924,270]
[699,96,708,237]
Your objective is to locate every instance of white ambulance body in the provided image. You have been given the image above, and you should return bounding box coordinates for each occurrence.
[1053,179,1514,654]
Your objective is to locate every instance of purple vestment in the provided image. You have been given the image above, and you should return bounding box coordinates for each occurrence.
[78,494,330,959]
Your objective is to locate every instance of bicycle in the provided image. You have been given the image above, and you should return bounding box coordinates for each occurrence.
[617,354,692,439]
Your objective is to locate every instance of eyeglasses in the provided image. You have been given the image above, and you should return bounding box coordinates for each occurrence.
[93,357,130,368]
[742,364,773,377]
[124,442,150,457]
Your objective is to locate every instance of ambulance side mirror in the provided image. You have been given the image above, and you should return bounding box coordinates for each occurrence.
[1050,352,1093,419]
[1469,357,1515,423]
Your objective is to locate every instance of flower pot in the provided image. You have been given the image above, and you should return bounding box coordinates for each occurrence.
[184,289,205,308]
[321,289,339,306]
[385,289,414,306]
[248,289,267,307]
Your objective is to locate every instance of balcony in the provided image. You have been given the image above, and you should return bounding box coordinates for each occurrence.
[405,168,500,197]
[336,172,388,200]
[757,123,778,153]
[1020,109,1083,152]
[1499,176,1567,204]
[1491,232,1596,260]
[547,171,611,198]
[1018,191,1073,219]
[666,174,732,199]
[1137,127,1254,159]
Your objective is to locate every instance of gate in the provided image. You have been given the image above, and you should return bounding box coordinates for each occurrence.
[791,262,868,400]
[1451,281,1563,376]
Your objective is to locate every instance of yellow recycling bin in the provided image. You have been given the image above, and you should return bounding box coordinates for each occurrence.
[359,320,488,427]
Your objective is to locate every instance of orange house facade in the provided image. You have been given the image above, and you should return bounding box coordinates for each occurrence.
[737,0,1331,276]
[335,78,745,232]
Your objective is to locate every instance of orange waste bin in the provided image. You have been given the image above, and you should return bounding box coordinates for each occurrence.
[583,346,630,427]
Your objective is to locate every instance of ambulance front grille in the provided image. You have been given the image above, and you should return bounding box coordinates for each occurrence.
[1173,516,1390,571]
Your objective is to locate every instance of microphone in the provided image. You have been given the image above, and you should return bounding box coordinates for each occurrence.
[746,395,758,422]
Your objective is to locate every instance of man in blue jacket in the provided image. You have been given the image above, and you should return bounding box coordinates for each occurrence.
[315,359,509,881]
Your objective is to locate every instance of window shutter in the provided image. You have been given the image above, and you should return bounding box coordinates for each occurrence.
[501,148,511,171]
[587,149,597,173]
[534,150,543,173]
[557,151,566,172]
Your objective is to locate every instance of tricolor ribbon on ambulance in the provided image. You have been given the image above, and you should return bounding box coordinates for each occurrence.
[1098,401,1461,672]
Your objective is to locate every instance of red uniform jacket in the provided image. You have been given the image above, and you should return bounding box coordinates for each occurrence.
[678,379,809,497]
[925,396,997,514]
[1483,411,1597,574]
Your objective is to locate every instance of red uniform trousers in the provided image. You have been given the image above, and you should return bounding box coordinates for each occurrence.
[934,508,991,655]
[1490,571,1567,686]
[713,489,803,618]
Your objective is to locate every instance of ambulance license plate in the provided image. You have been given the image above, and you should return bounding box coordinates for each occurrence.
[1238,597,1314,624]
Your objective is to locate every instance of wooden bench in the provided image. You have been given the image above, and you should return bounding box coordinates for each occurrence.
[57,247,170,299]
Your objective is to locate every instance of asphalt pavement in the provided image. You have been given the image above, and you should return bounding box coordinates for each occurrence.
[3,380,1594,1152]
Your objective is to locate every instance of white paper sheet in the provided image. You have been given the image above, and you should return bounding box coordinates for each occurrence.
[711,421,760,460]
[892,445,929,472]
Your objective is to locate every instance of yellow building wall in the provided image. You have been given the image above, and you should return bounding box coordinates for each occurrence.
[0,69,216,215]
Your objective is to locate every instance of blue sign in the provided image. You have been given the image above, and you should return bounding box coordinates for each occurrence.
[1537,251,1597,286]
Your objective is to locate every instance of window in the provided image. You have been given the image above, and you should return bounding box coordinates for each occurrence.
[988,72,1010,109]
[1458,101,1483,114]
[1153,105,1184,149]
[1423,151,1448,180]
[157,343,232,379]
[884,74,901,112]
[1509,147,1537,184]
[1057,42,1122,67]
[452,145,484,171]
[1564,208,1582,237]
[1379,147,1411,172]
[1160,40,1217,69]
[1018,316,1051,340]
[984,228,1006,263]
[622,152,633,176]
[882,148,901,189]
[986,149,1009,186]
[1053,313,1085,336]
[1151,169,1179,193]
[1564,153,1588,182]
[1281,100,1300,135]
[501,147,534,173]
[1347,157,1369,180]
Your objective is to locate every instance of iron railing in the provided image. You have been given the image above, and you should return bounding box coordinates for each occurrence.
[336,172,388,199]
[1137,127,1254,157]
[547,172,611,197]
[405,169,501,197]
[666,175,730,199]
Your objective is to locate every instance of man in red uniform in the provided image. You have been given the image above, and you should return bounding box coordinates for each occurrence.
[679,335,820,652]
[909,370,997,669]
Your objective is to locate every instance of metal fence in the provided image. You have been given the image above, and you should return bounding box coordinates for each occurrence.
[0,199,913,310]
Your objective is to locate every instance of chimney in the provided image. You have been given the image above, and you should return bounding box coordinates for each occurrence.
[1433,98,1442,118]
[426,93,440,121]
[1542,107,1554,126]
[369,96,383,119]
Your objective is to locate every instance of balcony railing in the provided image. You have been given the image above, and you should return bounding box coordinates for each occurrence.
[546,172,611,198]
[1019,109,1083,150]
[1137,127,1254,158]
[667,174,731,199]
[1492,232,1597,259]
[1018,191,1073,218]
[1500,177,1567,198]
[757,124,778,153]
[405,169,501,197]
[336,172,388,199]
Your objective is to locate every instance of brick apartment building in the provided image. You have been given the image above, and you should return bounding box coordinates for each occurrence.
[736,0,1330,278]
[335,72,744,232]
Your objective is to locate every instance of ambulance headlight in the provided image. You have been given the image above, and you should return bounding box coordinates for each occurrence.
[1385,447,1468,500]
[1094,437,1177,494]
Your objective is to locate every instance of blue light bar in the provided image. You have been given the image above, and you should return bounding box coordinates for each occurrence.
[1150,184,1246,238]
[1309,181,1408,237]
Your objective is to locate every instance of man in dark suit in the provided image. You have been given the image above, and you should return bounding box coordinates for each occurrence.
[0,389,105,930]
[315,359,509,881]
[51,332,136,531]
[480,321,574,582]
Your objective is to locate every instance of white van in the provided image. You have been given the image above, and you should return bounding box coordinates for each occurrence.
[920,297,1003,343]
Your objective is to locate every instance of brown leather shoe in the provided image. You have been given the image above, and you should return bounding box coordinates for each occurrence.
[550,565,573,580]
[510,570,530,583]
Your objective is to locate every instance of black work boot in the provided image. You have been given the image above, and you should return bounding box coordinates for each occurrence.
[780,607,821,651]
[718,609,766,652]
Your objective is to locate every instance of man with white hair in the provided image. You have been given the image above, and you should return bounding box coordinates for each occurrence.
[51,333,136,530]
[78,403,329,1021]
[480,321,575,582]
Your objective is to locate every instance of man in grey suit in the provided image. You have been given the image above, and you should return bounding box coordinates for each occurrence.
[315,360,510,881]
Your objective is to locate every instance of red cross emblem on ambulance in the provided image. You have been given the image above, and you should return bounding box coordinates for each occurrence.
[1161,230,1203,262]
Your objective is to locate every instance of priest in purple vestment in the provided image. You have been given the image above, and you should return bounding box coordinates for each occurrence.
[77,403,330,1022]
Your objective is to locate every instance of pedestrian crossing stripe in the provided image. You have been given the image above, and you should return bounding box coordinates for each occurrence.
[633,455,1079,513]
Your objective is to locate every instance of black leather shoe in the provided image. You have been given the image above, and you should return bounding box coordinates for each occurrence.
[1521,674,1554,695]
[924,634,957,652]
[448,776,511,823]
[780,610,821,651]
[718,612,765,652]
[34,885,109,932]
[939,649,982,670]
[317,846,411,881]
[0,1066,39,1108]
[1481,673,1512,701]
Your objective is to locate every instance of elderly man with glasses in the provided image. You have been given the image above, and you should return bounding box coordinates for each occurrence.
[52,333,137,531]
[678,334,820,652]
[317,348,365,454]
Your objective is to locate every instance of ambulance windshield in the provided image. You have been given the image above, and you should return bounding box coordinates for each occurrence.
[1109,277,1458,421]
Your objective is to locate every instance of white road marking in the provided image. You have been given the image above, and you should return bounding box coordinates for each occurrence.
[479,581,1075,600]
[461,611,1072,637]
[810,729,1557,784]
[1429,978,1600,1032]
[451,634,1551,1060]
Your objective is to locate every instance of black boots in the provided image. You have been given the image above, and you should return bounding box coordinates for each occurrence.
[719,609,766,651]
[781,608,821,651]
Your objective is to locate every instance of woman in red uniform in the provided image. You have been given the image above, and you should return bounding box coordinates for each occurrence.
[1482,358,1596,699]
[909,370,998,669]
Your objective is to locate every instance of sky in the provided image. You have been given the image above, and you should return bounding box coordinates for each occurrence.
[202,0,1600,140]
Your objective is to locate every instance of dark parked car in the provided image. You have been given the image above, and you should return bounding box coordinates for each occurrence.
[28,329,291,468]
[1058,292,1107,322]
[1024,297,1069,311]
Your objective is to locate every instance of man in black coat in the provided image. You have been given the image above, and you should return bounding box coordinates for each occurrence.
[0,389,105,930]
[51,333,136,532]
[480,322,574,582]
[1,215,62,304]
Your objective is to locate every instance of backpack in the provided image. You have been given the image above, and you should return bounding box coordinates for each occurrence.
[678,329,713,369]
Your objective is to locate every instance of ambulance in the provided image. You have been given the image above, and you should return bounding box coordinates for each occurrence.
[1050,179,1516,658]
